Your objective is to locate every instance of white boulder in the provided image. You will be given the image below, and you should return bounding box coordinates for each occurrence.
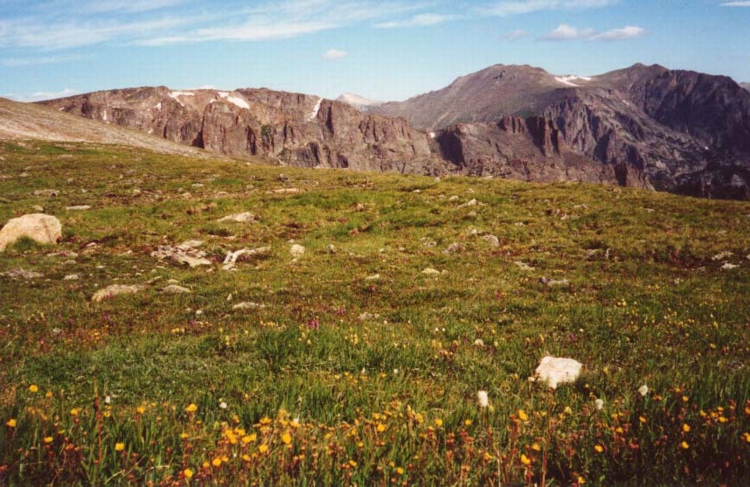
[534,356,582,389]
[0,214,62,251]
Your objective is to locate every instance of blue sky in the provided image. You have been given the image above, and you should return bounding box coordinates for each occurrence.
[1,0,749,102]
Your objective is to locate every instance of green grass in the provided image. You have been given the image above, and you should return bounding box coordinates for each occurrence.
[1,140,749,486]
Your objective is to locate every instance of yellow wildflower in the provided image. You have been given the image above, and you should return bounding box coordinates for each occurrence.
[396,467,404,475]
[578,477,586,485]
[29,385,38,393]
[348,460,357,467]
[212,458,221,467]
[682,424,691,433]
[180,432,189,440]
[532,443,541,452]
[259,444,268,453]
[185,403,198,413]
[282,433,292,445]
[6,419,17,428]
[681,441,689,449]
[242,434,257,444]
[136,406,145,415]
[183,468,194,479]
[45,391,53,399]
[518,410,529,422]
[115,443,125,452]
[435,419,443,427]
[595,445,604,453]
[377,423,386,432]
[639,416,647,424]
[70,408,81,417]
[464,419,472,426]
[520,454,531,466]
[44,436,53,444]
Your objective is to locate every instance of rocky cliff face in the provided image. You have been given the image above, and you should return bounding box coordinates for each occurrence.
[41,87,447,176]
[436,116,645,187]
[38,65,750,199]
[375,64,750,199]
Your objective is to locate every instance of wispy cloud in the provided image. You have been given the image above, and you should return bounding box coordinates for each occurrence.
[375,13,457,29]
[0,54,87,67]
[720,1,750,6]
[322,48,348,60]
[3,88,80,102]
[590,25,646,41]
[479,0,617,17]
[541,23,647,41]
[81,0,185,13]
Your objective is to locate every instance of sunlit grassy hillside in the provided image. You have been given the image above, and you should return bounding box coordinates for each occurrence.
[1,140,748,485]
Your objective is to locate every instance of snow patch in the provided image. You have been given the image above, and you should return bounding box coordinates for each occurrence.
[555,75,592,87]
[218,92,250,110]
[169,91,194,107]
[429,132,436,139]
[307,97,322,122]
[154,102,162,111]
[102,111,108,122]
[336,92,383,111]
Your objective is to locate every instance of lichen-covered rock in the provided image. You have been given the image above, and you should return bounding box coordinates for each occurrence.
[92,285,145,303]
[0,214,62,251]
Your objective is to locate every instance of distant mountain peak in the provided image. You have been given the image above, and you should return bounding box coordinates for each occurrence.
[335,93,383,111]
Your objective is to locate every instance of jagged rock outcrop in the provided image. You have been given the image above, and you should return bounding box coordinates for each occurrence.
[375,64,750,199]
[41,88,447,176]
[437,117,639,186]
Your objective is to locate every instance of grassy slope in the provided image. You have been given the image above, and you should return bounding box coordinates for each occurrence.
[0,140,748,485]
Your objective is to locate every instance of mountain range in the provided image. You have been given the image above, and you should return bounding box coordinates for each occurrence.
[34,63,750,200]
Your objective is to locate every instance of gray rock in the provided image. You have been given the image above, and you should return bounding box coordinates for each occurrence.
[92,284,145,303]
[0,214,62,251]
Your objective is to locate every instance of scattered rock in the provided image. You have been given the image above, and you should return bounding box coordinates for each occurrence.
[63,274,80,281]
[540,277,570,287]
[32,205,44,212]
[365,274,381,281]
[327,244,337,254]
[712,251,733,261]
[722,263,739,270]
[163,285,191,294]
[66,205,91,211]
[92,284,145,303]
[448,195,459,202]
[0,214,62,251]
[217,212,256,223]
[422,268,441,276]
[33,189,59,197]
[459,199,478,209]
[482,234,500,247]
[290,244,306,259]
[534,356,582,389]
[233,302,266,311]
[474,339,484,346]
[223,246,272,270]
[151,241,212,268]
[2,268,43,279]
[443,242,462,254]
[274,188,300,194]
[514,261,535,271]
[358,312,380,321]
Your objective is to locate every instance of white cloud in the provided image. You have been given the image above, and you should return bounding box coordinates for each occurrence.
[322,48,348,60]
[479,0,617,17]
[82,0,185,13]
[541,23,595,40]
[3,88,80,102]
[590,25,647,41]
[376,13,456,29]
[541,23,647,41]
[721,1,750,6]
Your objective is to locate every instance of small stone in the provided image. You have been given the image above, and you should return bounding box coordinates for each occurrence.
[91,284,145,303]
[444,242,462,254]
[422,268,441,276]
[712,251,733,261]
[722,263,739,270]
[163,285,191,294]
[217,212,256,224]
[514,261,535,271]
[63,274,80,281]
[233,302,265,310]
[66,205,91,211]
[290,244,306,258]
[3,268,43,279]
[482,234,500,247]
